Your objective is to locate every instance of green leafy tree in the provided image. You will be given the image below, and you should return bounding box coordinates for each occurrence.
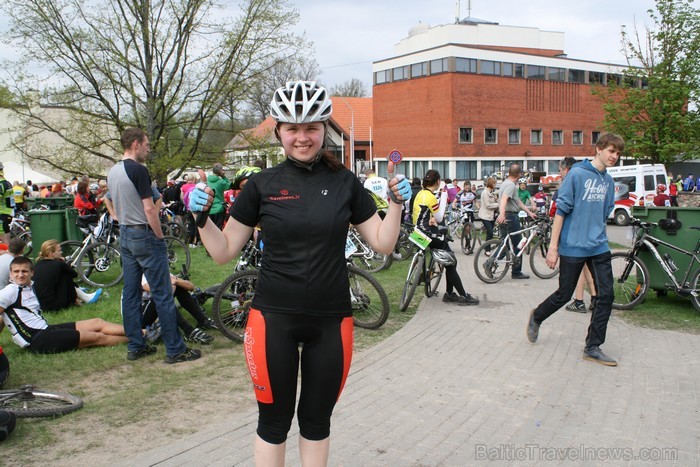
[1,0,308,181]
[0,84,16,107]
[593,0,700,163]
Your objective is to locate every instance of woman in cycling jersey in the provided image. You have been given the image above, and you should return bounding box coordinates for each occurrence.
[189,80,411,466]
[413,170,479,306]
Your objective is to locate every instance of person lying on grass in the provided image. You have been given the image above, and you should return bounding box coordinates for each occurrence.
[0,256,128,354]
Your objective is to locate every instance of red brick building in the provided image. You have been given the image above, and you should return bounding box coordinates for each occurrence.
[371,18,636,183]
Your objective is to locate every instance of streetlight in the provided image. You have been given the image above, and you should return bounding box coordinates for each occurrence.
[341,98,355,173]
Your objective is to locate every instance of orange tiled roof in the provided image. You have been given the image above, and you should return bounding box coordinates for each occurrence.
[225,116,278,150]
[330,97,373,142]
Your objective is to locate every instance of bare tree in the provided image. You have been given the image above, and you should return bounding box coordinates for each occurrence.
[329,78,368,97]
[1,0,309,180]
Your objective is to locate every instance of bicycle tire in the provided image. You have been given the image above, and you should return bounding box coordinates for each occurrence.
[60,240,93,282]
[19,231,33,256]
[211,269,259,342]
[348,265,390,329]
[0,387,83,418]
[77,241,123,288]
[394,227,415,261]
[529,238,559,279]
[351,247,392,273]
[164,235,191,275]
[690,269,700,312]
[610,252,649,310]
[425,257,443,297]
[473,239,510,284]
[399,253,424,312]
[461,222,474,255]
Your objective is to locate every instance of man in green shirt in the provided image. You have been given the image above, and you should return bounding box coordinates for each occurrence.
[206,163,232,229]
[517,179,535,210]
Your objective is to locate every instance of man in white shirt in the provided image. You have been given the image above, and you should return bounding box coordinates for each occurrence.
[0,237,25,290]
[363,168,388,200]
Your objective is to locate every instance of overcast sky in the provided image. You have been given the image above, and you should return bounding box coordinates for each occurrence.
[289,0,677,90]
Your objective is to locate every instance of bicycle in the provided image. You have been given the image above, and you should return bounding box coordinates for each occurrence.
[8,211,32,255]
[399,229,446,312]
[347,226,392,273]
[611,218,700,311]
[160,203,185,241]
[0,385,83,418]
[392,222,416,261]
[473,215,558,283]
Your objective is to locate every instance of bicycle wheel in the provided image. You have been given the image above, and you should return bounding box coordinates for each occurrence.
[211,269,259,342]
[529,238,559,279]
[394,227,415,261]
[425,257,444,297]
[461,222,474,255]
[690,269,700,312]
[611,252,649,310]
[348,265,390,329]
[0,387,83,418]
[351,248,392,273]
[473,239,510,284]
[60,240,92,282]
[77,241,123,288]
[399,253,424,312]
[168,221,185,241]
[19,231,33,256]
[164,235,191,275]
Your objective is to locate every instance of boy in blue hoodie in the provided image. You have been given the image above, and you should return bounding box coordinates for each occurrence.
[526,133,623,366]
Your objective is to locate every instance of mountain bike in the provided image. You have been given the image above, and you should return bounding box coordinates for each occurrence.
[347,226,392,273]
[0,385,83,418]
[8,211,32,255]
[611,218,700,311]
[393,222,416,261]
[399,229,445,312]
[473,215,557,283]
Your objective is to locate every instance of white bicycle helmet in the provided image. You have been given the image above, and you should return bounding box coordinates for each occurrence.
[270,81,332,124]
[518,177,528,185]
[432,249,457,267]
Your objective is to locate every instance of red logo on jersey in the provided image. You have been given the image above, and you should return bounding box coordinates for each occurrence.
[280,189,289,195]
[268,189,300,201]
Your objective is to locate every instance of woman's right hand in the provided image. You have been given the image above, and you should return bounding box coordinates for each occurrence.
[188,183,213,213]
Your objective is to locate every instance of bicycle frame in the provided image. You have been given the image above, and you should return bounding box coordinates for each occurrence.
[493,220,541,260]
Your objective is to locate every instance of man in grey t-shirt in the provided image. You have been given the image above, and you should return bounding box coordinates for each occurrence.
[0,237,25,289]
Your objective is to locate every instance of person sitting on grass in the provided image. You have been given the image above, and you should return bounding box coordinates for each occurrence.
[32,240,102,312]
[0,256,127,353]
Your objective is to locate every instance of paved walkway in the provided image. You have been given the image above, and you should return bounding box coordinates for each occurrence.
[119,237,697,466]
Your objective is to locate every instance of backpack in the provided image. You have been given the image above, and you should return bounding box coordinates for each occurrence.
[0,179,13,209]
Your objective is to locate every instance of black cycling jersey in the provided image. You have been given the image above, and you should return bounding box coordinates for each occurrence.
[230,159,376,316]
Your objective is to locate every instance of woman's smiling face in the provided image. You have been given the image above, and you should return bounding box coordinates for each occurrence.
[278,122,325,162]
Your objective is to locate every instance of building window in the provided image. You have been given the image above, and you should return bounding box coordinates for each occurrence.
[393,66,409,81]
[375,70,389,84]
[505,160,523,171]
[502,63,513,77]
[527,160,545,173]
[485,128,498,144]
[572,130,583,145]
[548,67,565,81]
[530,130,543,145]
[527,65,546,80]
[430,58,448,74]
[547,160,560,174]
[411,62,427,78]
[456,161,477,180]
[433,161,449,179]
[481,60,501,75]
[508,129,521,144]
[552,130,563,145]
[481,161,500,179]
[589,71,605,84]
[569,69,585,83]
[514,64,524,78]
[592,131,601,145]
[608,74,621,86]
[459,127,473,144]
[412,161,428,180]
[456,58,477,73]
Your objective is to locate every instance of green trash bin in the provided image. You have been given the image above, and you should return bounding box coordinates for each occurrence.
[28,210,67,260]
[25,196,74,210]
[64,208,83,242]
[631,206,700,291]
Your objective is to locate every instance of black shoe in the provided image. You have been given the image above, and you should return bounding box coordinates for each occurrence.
[526,310,539,343]
[164,348,202,364]
[566,300,587,313]
[199,318,218,330]
[589,296,599,311]
[512,272,530,280]
[442,292,459,303]
[583,346,618,367]
[127,345,157,361]
[456,294,479,306]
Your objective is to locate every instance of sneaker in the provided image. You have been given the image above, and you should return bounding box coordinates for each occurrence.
[189,243,197,249]
[86,288,103,304]
[144,322,162,344]
[583,346,618,367]
[589,296,598,311]
[186,328,214,345]
[442,292,460,303]
[483,260,494,278]
[526,310,539,343]
[566,300,587,313]
[199,318,218,330]
[164,348,202,364]
[511,272,530,280]
[456,294,480,306]
[127,345,157,361]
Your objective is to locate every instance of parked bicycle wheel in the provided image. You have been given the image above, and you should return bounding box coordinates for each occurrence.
[461,222,474,255]
[690,270,700,312]
[425,257,443,297]
[473,239,511,283]
[610,252,649,310]
[211,269,259,342]
[164,236,191,275]
[0,386,83,418]
[76,241,123,288]
[59,240,93,281]
[348,265,390,329]
[19,231,33,256]
[351,248,392,273]
[399,253,424,312]
[394,226,415,261]
[529,238,559,279]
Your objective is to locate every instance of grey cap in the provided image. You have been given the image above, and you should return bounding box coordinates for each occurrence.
[213,163,224,175]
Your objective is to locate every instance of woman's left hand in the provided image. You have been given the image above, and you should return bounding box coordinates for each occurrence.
[387,161,412,204]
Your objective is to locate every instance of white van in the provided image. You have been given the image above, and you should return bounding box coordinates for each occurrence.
[606,164,668,225]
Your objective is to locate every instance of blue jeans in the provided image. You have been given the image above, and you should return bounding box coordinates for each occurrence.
[120,226,186,357]
[500,212,523,274]
[532,251,614,349]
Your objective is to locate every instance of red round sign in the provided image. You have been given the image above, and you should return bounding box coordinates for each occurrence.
[387,149,403,164]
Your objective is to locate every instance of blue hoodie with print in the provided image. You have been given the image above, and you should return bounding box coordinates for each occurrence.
[555,159,615,257]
